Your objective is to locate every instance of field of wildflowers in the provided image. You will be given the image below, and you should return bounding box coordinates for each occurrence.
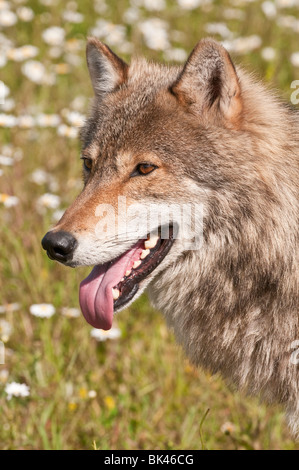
[0,0,299,450]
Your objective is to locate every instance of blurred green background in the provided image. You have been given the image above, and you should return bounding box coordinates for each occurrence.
[0,0,299,450]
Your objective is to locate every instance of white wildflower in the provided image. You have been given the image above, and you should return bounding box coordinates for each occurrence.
[30,169,50,185]
[64,110,85,127]
[17,115,35,128]
[139,18,170,50]
[0,303,20,314]
[5,382,30,400]
[262,1,277,17]
[88,390,97,398]
[261,47,276,61]
[36,193,61,211]
[0,98,15,112]
[29,304,56,318]
[0,370,9,383]
[57,124,78,139]
[90,20,127,47]
[48,46,63,59]
[94,0,108,14]
[0,194,19,207]
[0,9,17,27]
[0,54,7,67]
[52,209,64,223]
[0,114,17,127]
[223,35,262,54]
[21,60,46,84]
[143,0,166,11]
[42,26,65,46]
[62,10,84,23]
[290,52,299,67]
[70,95,87,111]
[90,327,122,342]
[0,80,9,102]
[123,7,140,24]
[0,154,13,165]
[35,113,61,127]
[7,45,39,61]
[61,307,80,318]
[277,15,299,31]
[177,0,202,9]
[275,0,299,7]
[17,6,34,22]
[205,22,233,39]
[0,319,12,342]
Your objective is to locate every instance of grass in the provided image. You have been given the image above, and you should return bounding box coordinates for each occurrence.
[0,0,299,450]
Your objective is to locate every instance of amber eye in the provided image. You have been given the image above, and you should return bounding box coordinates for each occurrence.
[82,158,92,171]
[131,163,158,177]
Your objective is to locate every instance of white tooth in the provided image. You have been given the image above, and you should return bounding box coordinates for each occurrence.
[141,249,150,259]
[125,270,131,277]
[144,235,159,250]
[133,260,141,269]
[112,288,120,300]
[121,277,124,282]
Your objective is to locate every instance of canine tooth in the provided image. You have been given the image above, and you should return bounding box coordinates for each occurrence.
[112,288,120,300]
[125,270,131,277]
[145,235,159,250]
[133,260,141,269]
[141,249,150,259]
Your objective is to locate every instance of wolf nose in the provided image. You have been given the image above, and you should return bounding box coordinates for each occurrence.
[41,231,77,263]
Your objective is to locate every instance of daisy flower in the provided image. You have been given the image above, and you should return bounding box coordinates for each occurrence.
[0,154,13,166]
[0,80,9,104]
[0,319,12,342]
[36,193,61,211]
[21,60,46,84]
[90,327,121,342]
[177,0,202,10]
[0,9,17,27]
[29,304,56,318]
[17,6,35,22]
[139,18,170,51]
[0,114,17,128]
[143,0,166,11]
[5,382,30,400]
[0,369,9,383]
[57,124,78,139]
[0,194,19,207]
[290,52,299,67]
[42,26,65,47]
[61,307,81,318]
[0,303,20,314]
[64,110,85,127]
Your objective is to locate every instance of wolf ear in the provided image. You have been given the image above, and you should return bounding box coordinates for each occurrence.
[86,38,128,97]
[171,39,243,129]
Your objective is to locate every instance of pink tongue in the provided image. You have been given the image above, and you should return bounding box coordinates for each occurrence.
[79,243,143,330]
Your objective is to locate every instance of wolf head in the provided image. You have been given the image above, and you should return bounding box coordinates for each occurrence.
[42,38,246,330]
[42,37,299,435]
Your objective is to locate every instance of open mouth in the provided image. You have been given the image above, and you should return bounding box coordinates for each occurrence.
[79,226,175,330]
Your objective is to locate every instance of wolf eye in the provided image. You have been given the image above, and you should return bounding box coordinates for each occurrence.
[131,163,157,177]
[82,158,92,171]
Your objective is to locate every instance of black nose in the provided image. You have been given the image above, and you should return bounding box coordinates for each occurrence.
[42,231,77,263]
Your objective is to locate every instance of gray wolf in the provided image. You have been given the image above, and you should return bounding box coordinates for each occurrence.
[42,38,299,435]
